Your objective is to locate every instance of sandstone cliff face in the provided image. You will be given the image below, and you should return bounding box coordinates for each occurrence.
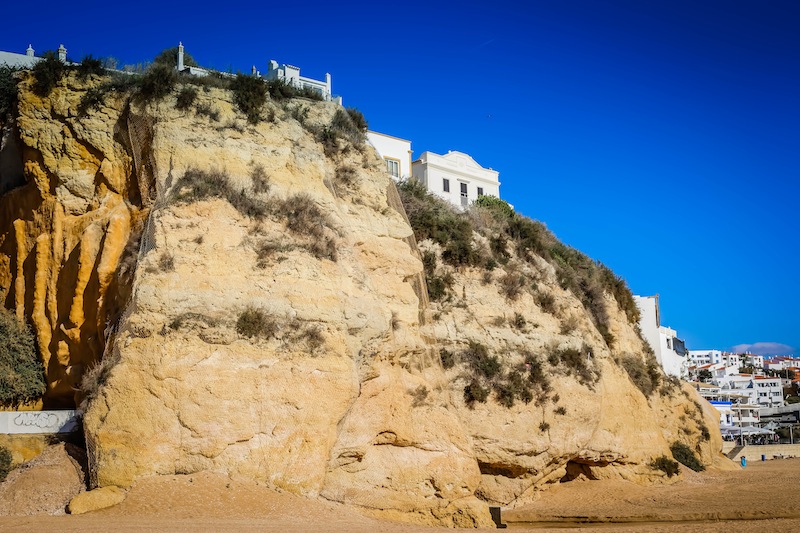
[0,73,147,407]
[0,73,731,527]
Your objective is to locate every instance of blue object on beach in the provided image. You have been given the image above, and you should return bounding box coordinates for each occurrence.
[762,454,766,461]
[741,456,747,467]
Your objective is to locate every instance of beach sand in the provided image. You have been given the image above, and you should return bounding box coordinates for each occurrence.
[1,457,798,532]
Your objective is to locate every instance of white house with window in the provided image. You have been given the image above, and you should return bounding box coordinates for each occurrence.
[411,150,500,209]
[366,131,412,181]
[634,295,689,379]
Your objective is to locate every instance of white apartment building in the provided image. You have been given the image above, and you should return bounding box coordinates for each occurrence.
[689,349,722,366]
[714,374,783,408]
[366,131,412,181]
[412,150,500,209]
[634,295,688,379]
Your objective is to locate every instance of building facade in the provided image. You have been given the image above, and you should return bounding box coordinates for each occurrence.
[634,295,688,379]
[411,150,500,209]
[366,131,412,181]
[264,60,341,104]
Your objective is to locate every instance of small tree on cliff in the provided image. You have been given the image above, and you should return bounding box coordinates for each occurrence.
[152,46,198,69]
[0,308,46,407]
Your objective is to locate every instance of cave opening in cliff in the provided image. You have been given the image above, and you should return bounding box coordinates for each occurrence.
[560,460,601,482]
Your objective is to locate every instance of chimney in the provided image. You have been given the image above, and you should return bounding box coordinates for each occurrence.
[251,65,257,76]
[26,44,34,57]
[57,44,67,62]
[177,42,184,71]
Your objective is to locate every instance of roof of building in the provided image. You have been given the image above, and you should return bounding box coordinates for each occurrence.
[0,50,39,69]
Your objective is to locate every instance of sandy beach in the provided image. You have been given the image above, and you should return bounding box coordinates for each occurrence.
[1,456,799,532]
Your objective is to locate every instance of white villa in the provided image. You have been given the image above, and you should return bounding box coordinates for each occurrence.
[0,44,67,68]
[367,131,412,181]
[412,150,500,209]
[634,295,689,379]
[263,60,341,104]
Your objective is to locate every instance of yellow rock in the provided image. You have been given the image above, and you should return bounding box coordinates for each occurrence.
[68,486,126,514]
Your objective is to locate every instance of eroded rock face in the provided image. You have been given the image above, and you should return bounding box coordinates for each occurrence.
[0,73,146,407]
[1,74,730,527]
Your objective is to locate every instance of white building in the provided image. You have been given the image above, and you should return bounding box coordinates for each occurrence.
[264,60,341,104]
[411,150,500,209]
[714,374,783,408]
[634,295,688,379]
[366,131,412,181]
[689,349,722,366]
[0,44,68,68]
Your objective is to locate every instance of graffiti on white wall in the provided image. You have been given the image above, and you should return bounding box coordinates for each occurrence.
[0,410,78,434]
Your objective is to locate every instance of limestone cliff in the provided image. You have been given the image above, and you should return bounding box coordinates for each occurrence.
[0,70,732,526]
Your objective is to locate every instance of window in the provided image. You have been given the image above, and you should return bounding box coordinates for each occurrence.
[443,178,450,192]
[477,187,484,197]
[386,159,399,178]
[460,182,468,206]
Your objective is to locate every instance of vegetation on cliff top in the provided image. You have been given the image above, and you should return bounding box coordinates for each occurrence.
[396,179,640,343]
[0,308,46,407]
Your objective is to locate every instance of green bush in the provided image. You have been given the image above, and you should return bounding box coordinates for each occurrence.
[650,455,680,477]
[231,74,267,124]
[474,195,514,221]
[153,46,198,69]
[76,55,104,80]
[31,51,67,97]
[137,63,177,102]
[0,308,46,407]
[0,65,20,117]
[0,445,11,481]
[670,442,704,472]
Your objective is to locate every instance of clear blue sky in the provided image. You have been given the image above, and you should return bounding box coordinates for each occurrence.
[4,0,798,355]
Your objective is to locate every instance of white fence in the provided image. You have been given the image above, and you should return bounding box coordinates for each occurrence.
[0,410,78,434]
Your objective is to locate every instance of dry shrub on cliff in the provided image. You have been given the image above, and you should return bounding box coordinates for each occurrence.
[280,194,337,261]
[250,164,271,194]
[171,168,269,220]
[236,307,278,339]
[535,290,558,315]
[670,441,705,472]
[175,86,198,110]
[549,344,597,387]
[499,271,526,300]
[619,354,661,397]
[0,309,46,407]
[649,455,679,477]
[0,446,12,481]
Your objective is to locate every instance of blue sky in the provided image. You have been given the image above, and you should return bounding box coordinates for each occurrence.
[3,0,798,355]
